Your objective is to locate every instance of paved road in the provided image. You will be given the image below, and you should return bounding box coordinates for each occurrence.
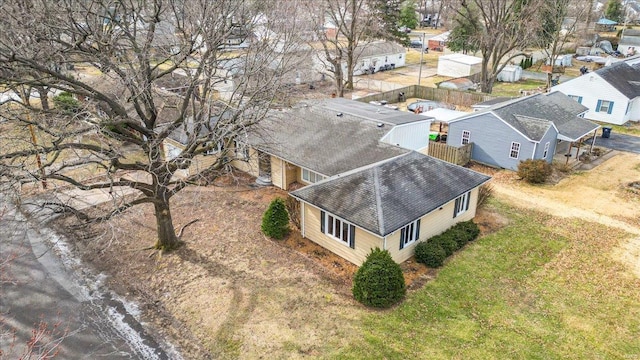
[591,132,640,154]
[0,203,177,359]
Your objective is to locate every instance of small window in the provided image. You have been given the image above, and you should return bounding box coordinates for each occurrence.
[461,130,470,145]
[568,95,583,104]
[509,142,520,159]
[596,100,614,114]
[626,102,631,115]
[204,140,223,155]
[320,211,355,248]
[542,142,550,158]
[399,219,421,249]
[453,191,471,218]
[302,168,325,184]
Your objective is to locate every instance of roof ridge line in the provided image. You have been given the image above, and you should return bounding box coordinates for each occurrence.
[372,166,385,236]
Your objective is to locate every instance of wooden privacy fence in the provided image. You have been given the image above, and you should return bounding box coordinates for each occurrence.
[427,142,473,166]
[355,85,506,108]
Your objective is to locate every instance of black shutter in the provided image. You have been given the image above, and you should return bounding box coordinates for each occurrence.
[349,225,356,249]
[453,198,460,218]
[415,219,421,241]
[465,192,471,211]
[320,211,325,233]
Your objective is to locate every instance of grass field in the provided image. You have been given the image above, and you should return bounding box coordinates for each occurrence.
[332,201,640,359]
[490,79,547,97]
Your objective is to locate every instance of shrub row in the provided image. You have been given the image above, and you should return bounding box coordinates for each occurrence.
[414,220,480,268]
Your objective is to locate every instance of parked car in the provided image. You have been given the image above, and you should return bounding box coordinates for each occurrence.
[399,26,412,33]
[409,40,423,49]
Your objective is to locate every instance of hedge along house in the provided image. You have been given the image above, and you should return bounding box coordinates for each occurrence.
[290,152,490,265]
[446,92,600,171]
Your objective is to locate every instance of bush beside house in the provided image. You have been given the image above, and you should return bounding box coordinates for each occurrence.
[517,159,552,184]
[352,248,406,308]
[415,221,480,268]
[261,198,290,239]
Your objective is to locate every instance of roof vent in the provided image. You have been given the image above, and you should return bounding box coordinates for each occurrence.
[337,113,343,117]
[377,123,384,128]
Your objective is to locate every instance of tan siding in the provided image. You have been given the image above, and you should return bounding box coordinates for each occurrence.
[231,148,259,177]
[270,156,284,189]
[387,187,481,263]
[303,204,383,266]
[285,163,298,189]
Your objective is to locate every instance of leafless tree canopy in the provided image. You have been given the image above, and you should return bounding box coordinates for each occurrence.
[0,0,298,249]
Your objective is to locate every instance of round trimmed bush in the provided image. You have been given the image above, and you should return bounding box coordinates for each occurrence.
[433,234,458,256]
[448,227,470,248]
[352,248,406,308]
[261,198,290,239]
[517,159,552,184]
[415,241,446,268]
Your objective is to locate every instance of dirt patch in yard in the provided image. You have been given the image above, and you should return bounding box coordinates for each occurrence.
[472,151,640,278]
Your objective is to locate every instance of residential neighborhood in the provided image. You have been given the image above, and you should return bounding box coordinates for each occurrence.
[1,1,639,359]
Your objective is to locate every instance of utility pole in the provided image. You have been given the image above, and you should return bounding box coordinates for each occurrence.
[418,33,426,86]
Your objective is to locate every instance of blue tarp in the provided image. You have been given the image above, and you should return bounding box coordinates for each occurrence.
[597,18,618,25]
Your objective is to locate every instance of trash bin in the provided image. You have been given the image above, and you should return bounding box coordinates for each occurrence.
[602,127,612,138]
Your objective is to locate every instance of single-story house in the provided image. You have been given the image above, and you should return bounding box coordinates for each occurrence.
[437,54,482,78]
[550,61,640,125]
[351,41,406,75]
[290,151,490,265]
[427,31,449,51]
[447,92,600,170]
[595,17,617,31]
[242,98,491,265]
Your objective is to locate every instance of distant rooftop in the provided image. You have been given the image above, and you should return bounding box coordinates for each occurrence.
[322,97,433,126]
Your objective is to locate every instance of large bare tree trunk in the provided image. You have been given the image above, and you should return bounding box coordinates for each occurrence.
[154,200,179,250]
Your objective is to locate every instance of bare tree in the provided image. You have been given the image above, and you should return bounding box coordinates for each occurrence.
[454,0,544,93]
[0,0,295,251]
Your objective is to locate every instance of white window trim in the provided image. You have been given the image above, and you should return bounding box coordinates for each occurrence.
[543,142,550,158]
[234,140,249,160]
[324,213,353,246]
[509,142,521,159]
[301,168,325,184]
[597,100,613,113]
[454,191,470,217]
[400,220,420,248]
[461,130,470,145]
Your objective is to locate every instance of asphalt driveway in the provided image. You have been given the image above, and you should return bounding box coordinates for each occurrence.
[592,132,640,154]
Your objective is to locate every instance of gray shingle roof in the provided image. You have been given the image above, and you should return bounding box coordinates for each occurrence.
[489,93,597,141]
[251,102,410,176]
[323,98,432,125]
[291,151,491,236]
[355,41,405,59]
[596,61,640,98]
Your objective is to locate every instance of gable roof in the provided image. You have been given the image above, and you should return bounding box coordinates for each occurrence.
[454,92,598,142]
[291,151,491,236]
[439,53,482,65]
[355,41,405,58]
[250,101,410,177]
[595,61,640,99]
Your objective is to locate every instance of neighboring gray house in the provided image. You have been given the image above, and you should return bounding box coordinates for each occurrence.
[447,92,600,170]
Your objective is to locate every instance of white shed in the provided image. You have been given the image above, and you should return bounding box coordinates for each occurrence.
[497,65,523,82]
[436,54,482,78]
[546,54,573,67]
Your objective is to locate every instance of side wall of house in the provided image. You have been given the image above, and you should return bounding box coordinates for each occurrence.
[533,126,559,163]
[270,155,284,189]
[386,187,480,264]
[447,114,535,170]
[231,148,259,177]
[301,203,383,266]
[437,59,472,77]
[380,121,431,152]
[552,75,631,125]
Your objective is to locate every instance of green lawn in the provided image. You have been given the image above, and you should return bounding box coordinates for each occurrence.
[490,79,547,97]
[332,201,640,359]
